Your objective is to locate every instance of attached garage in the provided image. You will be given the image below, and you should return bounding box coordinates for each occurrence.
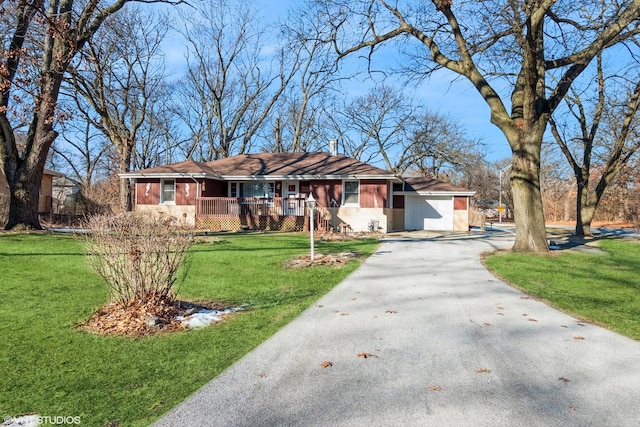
[405,195,454,231]
[395,177,475,232]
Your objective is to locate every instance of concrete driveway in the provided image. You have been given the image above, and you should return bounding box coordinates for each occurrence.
[154,229,640,427]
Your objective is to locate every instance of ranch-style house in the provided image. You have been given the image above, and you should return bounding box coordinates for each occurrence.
[120,152,475,233]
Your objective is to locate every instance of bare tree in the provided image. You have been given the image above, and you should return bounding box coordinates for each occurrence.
[335,84,418,168]
[594,159,640,224]
[0,0,186,230]
[539,148,574,223]
[458,159,501,210]
[264,1,350,153]
[313,0,640,252]
[333,84,483,177]
[174,0,296,160]
[408,111,485,179]
[132,83,184,170]
[51,117,112,189]
[65,7,172,212]
[550,52,640,236]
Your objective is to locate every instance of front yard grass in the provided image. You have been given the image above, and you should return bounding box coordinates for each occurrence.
[0,232,379,426]
[483,238,640,340]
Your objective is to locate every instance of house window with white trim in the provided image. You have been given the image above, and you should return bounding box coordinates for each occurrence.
[240,182,274,198]
[343,180,359,205]
[161,179,175,204]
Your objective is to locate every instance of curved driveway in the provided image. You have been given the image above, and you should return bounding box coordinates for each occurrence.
[155,230,640,426]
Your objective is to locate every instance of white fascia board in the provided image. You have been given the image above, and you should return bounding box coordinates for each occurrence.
[396,191,476,197]
[118,173,219,179]
[221,174,400,181]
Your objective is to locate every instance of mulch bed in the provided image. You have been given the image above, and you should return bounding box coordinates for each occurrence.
[79,297,232,337]
[282,252,360,269]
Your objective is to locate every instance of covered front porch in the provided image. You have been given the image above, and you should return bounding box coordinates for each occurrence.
[195,197,316,232]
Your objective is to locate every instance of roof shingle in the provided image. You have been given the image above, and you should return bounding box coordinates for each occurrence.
[205,152,392,177]
[402,177,473,193]
[123,152,395,178]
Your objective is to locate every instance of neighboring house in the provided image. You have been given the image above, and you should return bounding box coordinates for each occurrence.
[120,152,475,233]
[0,168,62,214]
[52,175,84,215]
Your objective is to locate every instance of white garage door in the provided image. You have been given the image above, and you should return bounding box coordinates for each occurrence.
[405,196,453,231]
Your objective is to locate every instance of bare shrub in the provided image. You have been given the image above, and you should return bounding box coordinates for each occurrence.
[469,205,487,230]
[83,178,118,215]
[85,212,193,304]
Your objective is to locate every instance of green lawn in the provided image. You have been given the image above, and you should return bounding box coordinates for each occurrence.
[0,232,379,426]
[484,238,640,340]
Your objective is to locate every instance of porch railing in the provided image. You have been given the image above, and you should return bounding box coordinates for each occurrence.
[196,197,307,217]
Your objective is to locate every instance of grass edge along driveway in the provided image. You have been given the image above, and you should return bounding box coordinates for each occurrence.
[0,232,379,427]
[483,238,640,341]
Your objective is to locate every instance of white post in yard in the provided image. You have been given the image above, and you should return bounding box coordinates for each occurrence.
[306,193,316,260]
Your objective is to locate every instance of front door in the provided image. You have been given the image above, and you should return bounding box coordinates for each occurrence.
[283,182,299,215]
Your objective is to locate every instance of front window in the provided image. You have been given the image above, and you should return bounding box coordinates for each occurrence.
[240,182,274,198]
[344,180,359,205]
[161,179,175,203]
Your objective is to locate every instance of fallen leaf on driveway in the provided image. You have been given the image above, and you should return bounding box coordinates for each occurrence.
[475,368,492,373]
[426,385,443,391]
[528,318,538,322]
[520,296,531,299]
[385,310,397,314]
[496,306,505,310]
[573,336,585,340]
[559,377,570,383]
[483,322,491,326]
[321,361,333,368]
[568,406,577,412]
[358,352,378,359]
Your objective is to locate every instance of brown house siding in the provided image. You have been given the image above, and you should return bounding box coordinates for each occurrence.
[393,194,405,209]
[136,179,160,205]
[175,179,195,205]
[454,196,468,210]
[309,179,388,208]
[137,178,209,205]
[311,180,341,207]
[360,180,388,208]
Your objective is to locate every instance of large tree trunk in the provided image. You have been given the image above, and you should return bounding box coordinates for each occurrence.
[3,124,57,230]
[5,174,42,230]
[510,149,549,252]
[4,160,45,230]
[575,182,596,237]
